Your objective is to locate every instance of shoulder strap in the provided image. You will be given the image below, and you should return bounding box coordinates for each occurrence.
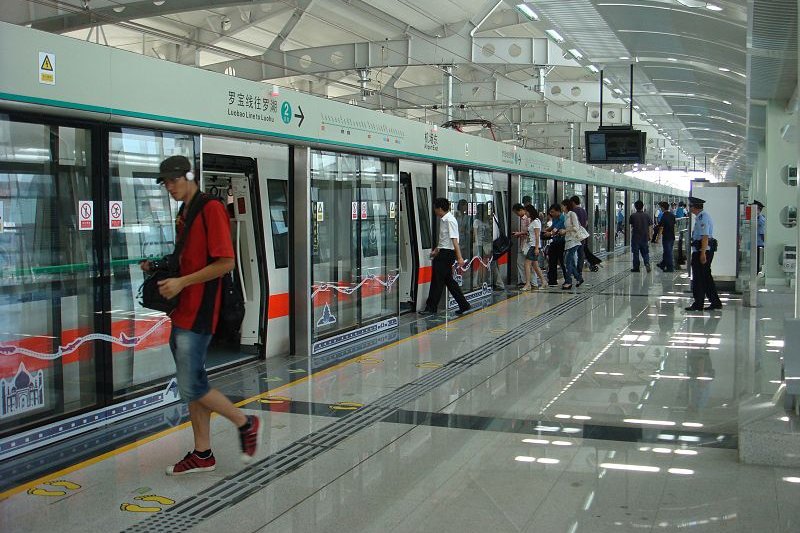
[173,193,212,258]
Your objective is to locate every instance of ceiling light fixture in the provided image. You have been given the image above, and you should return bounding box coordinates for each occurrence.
[667,57,677,62]
[603,77,612,84]
[587,65,599,73]
[568,49,584,59]
[113,5,126,12]
[619,56,630,60]
[613,88,623,94]
[705,3,723,11]
[722,100,732,105]
[718,67,730,72]
[515,3,539,20]
[545,29,565,43]
[153,0,166,5]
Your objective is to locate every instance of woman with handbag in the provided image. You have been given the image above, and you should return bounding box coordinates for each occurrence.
[521,205,547,291]
[561,198,586,290]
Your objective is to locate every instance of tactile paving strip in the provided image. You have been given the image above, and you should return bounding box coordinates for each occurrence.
[123,271,630,532]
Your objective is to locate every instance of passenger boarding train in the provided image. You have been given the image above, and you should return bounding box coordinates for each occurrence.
[0,22,682,450]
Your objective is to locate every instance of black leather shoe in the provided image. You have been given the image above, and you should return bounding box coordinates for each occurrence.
[704,303,723,311]
[455,306,471,315]
[685,305,705,311]
[630,268,640,272]
[418,309,436,316]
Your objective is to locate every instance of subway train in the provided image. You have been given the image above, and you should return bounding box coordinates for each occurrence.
[0,22,682,450]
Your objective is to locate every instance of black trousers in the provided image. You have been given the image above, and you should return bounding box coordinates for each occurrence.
[425,248,469,311]
[691,251,721,307]
[582,240,602,267]
[547,240,566,285]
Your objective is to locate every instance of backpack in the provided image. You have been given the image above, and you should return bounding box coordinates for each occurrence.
[491,214,512,260]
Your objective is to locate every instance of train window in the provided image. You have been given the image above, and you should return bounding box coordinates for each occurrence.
[267,179,289,268]
[416,188,432,250]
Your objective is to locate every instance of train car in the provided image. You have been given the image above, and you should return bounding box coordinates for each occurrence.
[0,21,682,456]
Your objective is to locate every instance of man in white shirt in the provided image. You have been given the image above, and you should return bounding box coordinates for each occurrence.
[420,197,471,316]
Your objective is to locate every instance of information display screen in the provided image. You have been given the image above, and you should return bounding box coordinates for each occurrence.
[585,129,646,164]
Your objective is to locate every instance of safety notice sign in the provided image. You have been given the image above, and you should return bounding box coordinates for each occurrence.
[360,202,367,220]
[351,201,358,220]
[389,201,396,219]
[316,201,324,222]
[39,52,55,85]
[0,202,4,233]
[79,201,93,231]
[109,201,123,229]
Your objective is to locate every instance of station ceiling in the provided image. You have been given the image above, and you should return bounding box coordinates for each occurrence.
[1,0,796,184]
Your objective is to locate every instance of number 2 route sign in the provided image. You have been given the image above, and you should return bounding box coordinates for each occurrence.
[79,201,93,231]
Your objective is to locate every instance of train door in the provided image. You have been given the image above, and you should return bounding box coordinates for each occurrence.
[400,161,434,313]
[201,154,264,366]
[398,172,417,312]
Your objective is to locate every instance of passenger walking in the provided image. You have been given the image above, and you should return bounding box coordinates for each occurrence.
[521,205,547,291]
[543,204,567,287]
[629,200,652,273]
[685,196,722,312]
[675,202,687,218]
[561,198,585,290]
[512,203,531,287]
[655,201,676,272]
[571,195,601,272]
[420,197,471,315]
[141,155,259,476]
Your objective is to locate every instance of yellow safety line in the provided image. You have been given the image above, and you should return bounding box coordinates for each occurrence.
[0,293,522,501]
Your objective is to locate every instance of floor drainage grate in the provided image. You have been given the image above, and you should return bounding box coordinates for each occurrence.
[123,271,630,532]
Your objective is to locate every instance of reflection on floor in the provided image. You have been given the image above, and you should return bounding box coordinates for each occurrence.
[2,255,799,533]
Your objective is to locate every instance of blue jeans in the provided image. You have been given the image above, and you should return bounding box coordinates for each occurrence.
[662,238,675,270]
[169,326,212,402]
[564,245,583,285]
[631,240,650,270]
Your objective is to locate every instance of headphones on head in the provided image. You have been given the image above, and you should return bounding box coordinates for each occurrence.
[185,170,195,181]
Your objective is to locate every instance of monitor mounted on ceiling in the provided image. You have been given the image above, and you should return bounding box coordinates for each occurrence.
[585,128,647,164]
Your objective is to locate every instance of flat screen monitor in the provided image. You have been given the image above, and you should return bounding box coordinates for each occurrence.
[585,129,646,164]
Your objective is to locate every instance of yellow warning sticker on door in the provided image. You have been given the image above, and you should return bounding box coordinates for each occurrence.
[39,52,55,85]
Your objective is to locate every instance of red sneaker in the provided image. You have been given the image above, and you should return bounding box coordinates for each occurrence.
[165,451,216,476]
[239,415,260,463]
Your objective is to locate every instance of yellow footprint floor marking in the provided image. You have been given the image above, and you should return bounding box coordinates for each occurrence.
[359,357,383,365]
[27,479,82,497]
[135,495,175,506]
[120,503,161,513]
[416,362,443,369]
[48,480,81,490]
[27,488,66,497]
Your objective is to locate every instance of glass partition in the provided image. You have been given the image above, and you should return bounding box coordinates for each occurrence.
[563,182,586,206]
[614,189,627,248]
[108,128,196,396]
[520,176,549,211]
[593,186,609,254]
[0,117,98,434]
[310,150,399,342]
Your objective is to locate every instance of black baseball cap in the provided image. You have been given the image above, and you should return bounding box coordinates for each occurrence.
[753,200,765,209]
[157,155,191,182]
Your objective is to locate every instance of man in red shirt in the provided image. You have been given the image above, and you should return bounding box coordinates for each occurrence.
[141,155,259,475]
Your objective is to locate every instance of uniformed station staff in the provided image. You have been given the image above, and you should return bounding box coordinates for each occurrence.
[686,196,723,312]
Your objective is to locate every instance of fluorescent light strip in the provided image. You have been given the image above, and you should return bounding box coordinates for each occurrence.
[545,29,565,43]
[600,463,660,473]
[515,3,539,20]
[624,419,677,426]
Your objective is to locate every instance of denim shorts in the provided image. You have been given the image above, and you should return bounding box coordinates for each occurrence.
[525,247,540,261]
[169,326,212,402]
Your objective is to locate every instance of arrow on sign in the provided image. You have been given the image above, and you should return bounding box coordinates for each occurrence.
[294,106,305,127]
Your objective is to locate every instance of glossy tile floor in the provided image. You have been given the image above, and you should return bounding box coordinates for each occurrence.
[2,255,799,533]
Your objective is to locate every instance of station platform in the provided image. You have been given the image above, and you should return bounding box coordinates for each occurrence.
[2,255,799,533]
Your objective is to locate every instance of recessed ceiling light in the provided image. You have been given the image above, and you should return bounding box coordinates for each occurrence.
[515,3,539,20]
[587,65,599,73]
[545,29,565,43]
[705,3,723,11]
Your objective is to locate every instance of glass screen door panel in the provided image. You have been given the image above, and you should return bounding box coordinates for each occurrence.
[615,190,627,248]
[520,176,549,211]
[108,129,196,396]
[0,118,98,434]
[310,151,358,338]
[593,186,609,254]
[359,157,399,323]
[471,170,493,291]
[447,168,472,285]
